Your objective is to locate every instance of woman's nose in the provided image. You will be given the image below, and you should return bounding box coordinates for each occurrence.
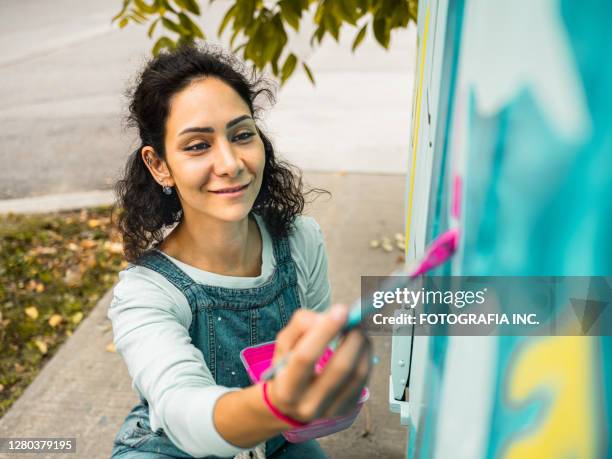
[213,139,243,177]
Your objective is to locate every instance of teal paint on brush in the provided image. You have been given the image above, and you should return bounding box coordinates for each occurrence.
[261,228,459,382]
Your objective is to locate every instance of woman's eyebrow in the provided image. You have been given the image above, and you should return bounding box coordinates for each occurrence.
[178,115,253,135]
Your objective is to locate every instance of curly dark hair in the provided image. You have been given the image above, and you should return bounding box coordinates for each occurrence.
[114,43,327,262]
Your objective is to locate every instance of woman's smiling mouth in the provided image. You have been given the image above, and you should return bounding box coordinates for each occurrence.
[209,181,250,196]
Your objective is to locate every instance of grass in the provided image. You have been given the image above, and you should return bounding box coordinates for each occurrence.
[0,206,125,418]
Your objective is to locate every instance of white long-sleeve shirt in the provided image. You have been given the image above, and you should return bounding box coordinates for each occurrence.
[107,214,332,457]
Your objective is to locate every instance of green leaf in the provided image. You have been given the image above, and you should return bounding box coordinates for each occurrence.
[160,0,178,14]
[177,35,195,47]
[281,53,297,83]
[351,23,367,52]
[161,16,183,34]
[175,0,201,14]
[130,12,147,24]
[131,6,150,21]
[314,1,325,24]
[233,41,248,54]
[230,27,243,48]
[271,59,279,76]
[338,0,359,25]
[147,17,161,37]
[112,0,132,23]
[188,0,202,14]
[152,36,176,55]
[323,14,340,41]
[287,0,304,18]
[178,12,204,38]
[234,0,256,30]
[119,17,130,28]
[312,25,326,44]
[302,61,315,85]
[372,16,390,48]
[218,4,236,36]
[134,0,159,14]
[261,15,285,65]
[279,0,300,31]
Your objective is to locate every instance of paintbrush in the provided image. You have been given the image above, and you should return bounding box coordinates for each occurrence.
[260,228,459,382]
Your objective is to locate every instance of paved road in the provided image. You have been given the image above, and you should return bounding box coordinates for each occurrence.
[0,0,415,199]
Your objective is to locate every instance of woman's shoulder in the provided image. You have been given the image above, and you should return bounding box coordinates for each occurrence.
[287,215,325,249]
[110,264,192,327]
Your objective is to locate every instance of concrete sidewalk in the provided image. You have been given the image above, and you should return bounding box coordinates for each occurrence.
[0,171,408,459]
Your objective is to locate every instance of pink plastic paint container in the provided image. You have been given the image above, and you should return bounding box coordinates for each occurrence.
[239,341,370,443]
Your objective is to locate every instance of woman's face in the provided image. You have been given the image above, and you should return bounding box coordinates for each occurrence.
[156,77,265,224]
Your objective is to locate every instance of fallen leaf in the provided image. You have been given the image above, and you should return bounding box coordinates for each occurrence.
[26,280,38,292]
[66,330,73,337]
[369,239,380,249]
[72,311,84,325]
[29,246,58,256]
[25,306,39,320]
[64,269,82,287]
[34,339,48,354]
[80,239,98,250]
[35,283,45,293]
[67,242,79,251]
[82,253,96,268]
[48,314,63,327]
[46,230,63,242]
[106,342,116,353]
[14,363,25,373]
[87,219,101,228]
[103,241,123,254]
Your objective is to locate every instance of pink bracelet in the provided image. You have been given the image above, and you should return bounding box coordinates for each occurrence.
[261,382,309,428]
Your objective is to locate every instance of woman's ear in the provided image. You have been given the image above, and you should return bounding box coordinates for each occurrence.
[141,146,175,187]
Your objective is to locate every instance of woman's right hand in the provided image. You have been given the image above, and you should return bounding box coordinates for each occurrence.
[266,304,372,424]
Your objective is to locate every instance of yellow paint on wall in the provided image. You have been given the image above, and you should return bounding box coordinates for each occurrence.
[405,7,430,258]
[504,336,596,459]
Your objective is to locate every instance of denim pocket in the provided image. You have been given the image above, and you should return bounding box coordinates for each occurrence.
[115,417,155,449]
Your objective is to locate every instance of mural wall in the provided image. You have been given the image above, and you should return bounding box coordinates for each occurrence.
[393,0,612,458]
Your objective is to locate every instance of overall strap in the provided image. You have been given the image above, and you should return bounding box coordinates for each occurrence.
[133,250,198,306]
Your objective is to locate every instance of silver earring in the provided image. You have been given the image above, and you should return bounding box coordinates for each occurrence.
[162,185,173,195]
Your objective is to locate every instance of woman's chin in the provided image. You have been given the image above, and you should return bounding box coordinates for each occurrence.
[209,206,253,223]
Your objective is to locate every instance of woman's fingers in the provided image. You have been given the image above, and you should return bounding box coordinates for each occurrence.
[322,338,372,417]
[273,309,318,365]
[299,328,371,420]
[271,304,349,415]
[282,304,348,377]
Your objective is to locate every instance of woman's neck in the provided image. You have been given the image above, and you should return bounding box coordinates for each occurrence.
[161,214,262,277]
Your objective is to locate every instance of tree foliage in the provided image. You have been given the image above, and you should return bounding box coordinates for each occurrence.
[112,0,417,85]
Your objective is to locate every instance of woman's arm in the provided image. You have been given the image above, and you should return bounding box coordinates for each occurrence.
[108,268,250,457]
[214,305,372,448]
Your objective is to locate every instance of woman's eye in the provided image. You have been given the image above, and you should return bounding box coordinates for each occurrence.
[185,142,209,152]
[233,132,255,142]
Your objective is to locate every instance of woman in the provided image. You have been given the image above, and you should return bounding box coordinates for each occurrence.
[108,43,372,459]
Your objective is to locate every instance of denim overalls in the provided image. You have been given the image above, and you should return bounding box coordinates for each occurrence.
[110,224,328,458]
